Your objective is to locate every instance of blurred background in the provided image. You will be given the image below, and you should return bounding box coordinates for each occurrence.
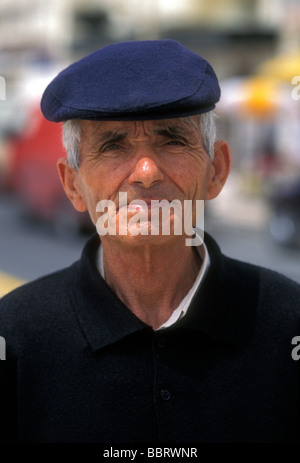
[0,0,300,296]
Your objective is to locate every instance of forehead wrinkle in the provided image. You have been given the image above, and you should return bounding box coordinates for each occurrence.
[130,120,192,139]
[153,125,188,139]
[96,130,129,144]
[81,119,200,147]
[88,120,147,142]
[154,122,201,146]
[86,128,129,151]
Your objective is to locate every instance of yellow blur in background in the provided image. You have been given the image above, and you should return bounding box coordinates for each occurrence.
[0,272,25,298]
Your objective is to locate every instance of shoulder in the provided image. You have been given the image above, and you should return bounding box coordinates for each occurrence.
[205,232,300,324]
[0,263,80,348]
[0,234,100,321]
[206,231,300,297]
[0,234,101,355]
[222,254,300,340]
[0,263,78,307]
[224,253,300,301]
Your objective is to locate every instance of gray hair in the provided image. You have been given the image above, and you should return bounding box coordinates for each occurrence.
[62,112,217,170]
[62,119,82,171]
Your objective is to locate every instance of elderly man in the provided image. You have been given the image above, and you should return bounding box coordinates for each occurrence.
[0,40,299,444]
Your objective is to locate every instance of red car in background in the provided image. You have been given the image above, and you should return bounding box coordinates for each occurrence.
[4,103,92,236]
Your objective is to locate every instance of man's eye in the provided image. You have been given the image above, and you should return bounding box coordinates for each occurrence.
[101,143,121,152]
[166,140,185,146]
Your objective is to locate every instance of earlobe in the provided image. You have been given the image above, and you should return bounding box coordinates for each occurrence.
[57,158,87,212]
[206,140,231,200]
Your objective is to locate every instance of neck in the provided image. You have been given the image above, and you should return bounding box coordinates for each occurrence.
[100,237,201,330]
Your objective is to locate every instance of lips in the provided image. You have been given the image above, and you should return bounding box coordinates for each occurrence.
[117,199,172,212]
[127,202,148,213]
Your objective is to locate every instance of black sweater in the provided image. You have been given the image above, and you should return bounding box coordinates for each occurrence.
[0,233,299,443]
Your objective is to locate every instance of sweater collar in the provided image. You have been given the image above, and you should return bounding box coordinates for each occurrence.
[70,233,259,351]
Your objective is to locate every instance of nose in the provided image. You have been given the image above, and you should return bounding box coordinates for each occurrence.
[128,154,164,189]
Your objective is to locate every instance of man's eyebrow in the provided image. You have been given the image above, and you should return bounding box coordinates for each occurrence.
[153,126,188,143]
[93,130,129,146]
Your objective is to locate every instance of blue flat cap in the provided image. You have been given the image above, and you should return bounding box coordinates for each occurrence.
[41,39,220,122]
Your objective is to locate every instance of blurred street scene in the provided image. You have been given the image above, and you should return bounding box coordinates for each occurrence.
[0,0,299,295]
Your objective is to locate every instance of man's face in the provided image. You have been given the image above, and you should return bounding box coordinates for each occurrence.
[59,116,230,246]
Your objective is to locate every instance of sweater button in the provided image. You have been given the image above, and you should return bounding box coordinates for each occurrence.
[157,337,167,348]
[160,389,171,401]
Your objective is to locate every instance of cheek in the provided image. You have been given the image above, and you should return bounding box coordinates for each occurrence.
[170,157,210,198]
[73,173,101,223]
[79,163,129,208]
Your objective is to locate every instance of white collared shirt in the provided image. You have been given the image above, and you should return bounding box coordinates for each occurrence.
[96,234,210,330]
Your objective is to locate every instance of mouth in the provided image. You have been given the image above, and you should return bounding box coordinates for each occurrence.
[117,199,173,213]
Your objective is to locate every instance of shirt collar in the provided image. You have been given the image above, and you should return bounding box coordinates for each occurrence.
[157,238,210,330]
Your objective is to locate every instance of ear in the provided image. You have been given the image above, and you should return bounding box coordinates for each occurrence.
[57,158,87,212]
[206,140,231,200]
